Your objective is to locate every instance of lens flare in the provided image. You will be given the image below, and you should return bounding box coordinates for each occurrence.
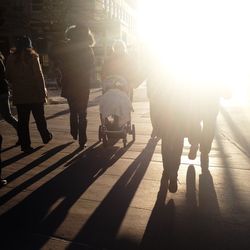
[138,0,250,105]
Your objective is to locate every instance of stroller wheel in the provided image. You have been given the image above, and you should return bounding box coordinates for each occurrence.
[132,124,135,141]
[98,125,102,142]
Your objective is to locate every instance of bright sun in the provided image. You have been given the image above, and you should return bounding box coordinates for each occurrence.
[137,0,250,105]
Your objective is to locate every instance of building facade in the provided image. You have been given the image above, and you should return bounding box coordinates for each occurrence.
[0,1,137,54]
[0,0,137,83]
[0,0,31,57]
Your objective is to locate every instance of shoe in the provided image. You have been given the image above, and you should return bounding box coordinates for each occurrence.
[168,176,178,193]
[70,131,77,140]
[79,134,87,148]
[188,145,198,160]
[79,138,87,149]
[150,128,161,140]
[79,143,87,149]
[43,133,53,144]
[201,153,209,172]
[0,178,7,186]
[21,146,34,153]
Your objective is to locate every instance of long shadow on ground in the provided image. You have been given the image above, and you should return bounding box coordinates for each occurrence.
[65,139,157,250]
[0,143,73,205]
[215,132,250,249]
[0,140,133,250]
[140,164,223,250]
[220,107,250,157]
[1,146,43,168]
[140,172,175,250]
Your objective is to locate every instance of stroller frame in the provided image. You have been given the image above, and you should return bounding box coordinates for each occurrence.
[99,114,135,147]
[99,75,135,147]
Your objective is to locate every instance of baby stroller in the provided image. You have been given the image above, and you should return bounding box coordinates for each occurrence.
[99,75,135,147]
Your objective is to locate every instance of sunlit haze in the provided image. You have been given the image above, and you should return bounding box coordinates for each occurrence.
[137,0,250,105]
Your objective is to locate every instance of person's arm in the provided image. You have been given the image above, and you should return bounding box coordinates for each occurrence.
[1,58,11,94]
[0,59,5,82]
[5,56,13,85]
[32,55,47,99]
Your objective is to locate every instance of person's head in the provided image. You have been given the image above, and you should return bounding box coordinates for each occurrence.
[112,40,127,56]
[13,36,38,63]
[15,36,33,52]
[65,25,95,47]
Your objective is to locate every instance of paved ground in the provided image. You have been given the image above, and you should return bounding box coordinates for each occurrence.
[0,85,250,250]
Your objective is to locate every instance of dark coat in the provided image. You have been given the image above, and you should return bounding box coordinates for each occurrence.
[59,43,95,102]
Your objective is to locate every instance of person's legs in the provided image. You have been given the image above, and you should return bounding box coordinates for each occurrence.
[31,103,52,144]
[161,132,184,193]
[78,111,87,147]
[16,104,32,151]
[188,119,202,160]
[0,95,18,129]
[0,96,20,145]
[68,100,78,140]
[77,100,88,147]
[200,108,219,170]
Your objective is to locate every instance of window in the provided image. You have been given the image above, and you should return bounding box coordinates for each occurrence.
[12,0,24,11]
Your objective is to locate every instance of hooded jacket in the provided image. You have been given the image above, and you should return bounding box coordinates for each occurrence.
[59,42,95,101]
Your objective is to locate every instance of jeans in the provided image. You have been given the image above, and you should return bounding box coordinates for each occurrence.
[68,99,88,145]
[0,94,18,131]
[16,103,50,149]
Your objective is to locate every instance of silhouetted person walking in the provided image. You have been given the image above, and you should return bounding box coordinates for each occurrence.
[6,36,52,152]
[102,40,139,100]
[147,68,191,193]
[0,51,19,145]
[58,25,95,148]
[188,83,231,172]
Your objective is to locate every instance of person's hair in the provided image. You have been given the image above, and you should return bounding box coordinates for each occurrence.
[112,40,127,53]
[13,36,38,63]
[65,25,95,47]
[15,36,33,52]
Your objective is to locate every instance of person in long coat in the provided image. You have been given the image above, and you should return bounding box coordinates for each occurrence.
[187,81,231,172]
[6,36,52,152]
[147,62,196,193]
[58,25,95,148]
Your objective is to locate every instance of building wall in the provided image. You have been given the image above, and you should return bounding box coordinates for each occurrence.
[0,0,31,56]
[0,0,137,84]
[91,0,137,82]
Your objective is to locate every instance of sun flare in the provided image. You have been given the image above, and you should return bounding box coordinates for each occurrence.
[137,0,250,105]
